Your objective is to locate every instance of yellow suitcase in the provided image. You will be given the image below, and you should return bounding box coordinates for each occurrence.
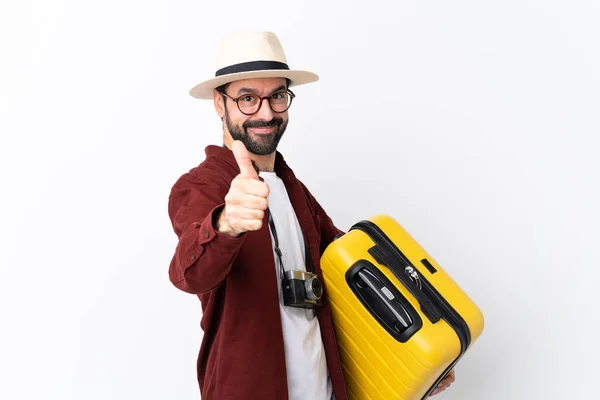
[321,215,484,400]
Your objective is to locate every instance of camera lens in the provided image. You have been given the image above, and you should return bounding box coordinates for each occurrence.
[305,277,323,300]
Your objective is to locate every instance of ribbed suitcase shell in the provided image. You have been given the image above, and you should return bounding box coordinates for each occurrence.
[321,215,484,400]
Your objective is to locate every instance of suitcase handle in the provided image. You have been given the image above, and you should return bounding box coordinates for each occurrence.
[357,269,412,330]
[346,260,422,343]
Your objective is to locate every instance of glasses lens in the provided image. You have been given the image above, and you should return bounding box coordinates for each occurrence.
[238,94,261,114]
[269,92,291,112]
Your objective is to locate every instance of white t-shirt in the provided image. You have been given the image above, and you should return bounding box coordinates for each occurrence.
[259,171,333,400]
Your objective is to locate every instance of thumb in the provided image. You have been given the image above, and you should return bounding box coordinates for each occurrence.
[232,140,258,179]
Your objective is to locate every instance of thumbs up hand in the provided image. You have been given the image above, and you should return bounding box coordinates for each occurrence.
[232,140,259,180]
[216,140,270,237]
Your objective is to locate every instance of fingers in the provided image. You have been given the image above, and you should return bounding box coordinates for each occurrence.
[224,207,265,222]
[429,385,445,397]
[446,369,456,382]
[429,370,455,397]
[223,206,264,233]
[233,218,263,232]
[231,176,270,198]
[232,140,258,179]
[225,192,268,211]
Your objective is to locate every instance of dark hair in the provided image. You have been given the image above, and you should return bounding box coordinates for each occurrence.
[215,82,230,95]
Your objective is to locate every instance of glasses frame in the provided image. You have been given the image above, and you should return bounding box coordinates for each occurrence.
[220,89,296,116]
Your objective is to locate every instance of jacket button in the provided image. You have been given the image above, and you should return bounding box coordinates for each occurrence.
[205,231,209,238]
[190,254,196,260]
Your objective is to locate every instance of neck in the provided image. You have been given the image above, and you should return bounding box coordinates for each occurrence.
[251,154,276,172]
[223,135,276,172]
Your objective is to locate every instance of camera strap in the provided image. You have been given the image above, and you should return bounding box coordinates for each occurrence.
[267,208,315,279]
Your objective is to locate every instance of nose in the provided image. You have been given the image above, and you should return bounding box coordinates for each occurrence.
[255,97,275,120]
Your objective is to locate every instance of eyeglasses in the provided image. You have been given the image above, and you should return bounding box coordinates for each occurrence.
[221,90,295,115]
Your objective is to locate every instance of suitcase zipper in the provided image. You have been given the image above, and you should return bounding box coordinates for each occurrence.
[351,220,471,399]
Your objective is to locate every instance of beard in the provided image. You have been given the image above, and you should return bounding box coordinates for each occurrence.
[224,106,288,155]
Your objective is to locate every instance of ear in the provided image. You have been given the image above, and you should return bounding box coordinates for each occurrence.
[213,89,225,119]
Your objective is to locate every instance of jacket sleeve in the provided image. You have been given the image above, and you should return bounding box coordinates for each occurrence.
[298,180,345,255]
[167,172,245,295]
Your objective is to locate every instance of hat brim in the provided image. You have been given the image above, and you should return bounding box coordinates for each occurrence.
[189,69,319,99]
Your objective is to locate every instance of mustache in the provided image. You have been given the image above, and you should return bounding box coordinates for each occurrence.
[243,117,283,129]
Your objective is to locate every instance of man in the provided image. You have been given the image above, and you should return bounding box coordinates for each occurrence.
[167,31,454,399]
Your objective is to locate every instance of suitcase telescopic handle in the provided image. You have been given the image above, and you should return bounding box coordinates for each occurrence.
[356,269,413,332]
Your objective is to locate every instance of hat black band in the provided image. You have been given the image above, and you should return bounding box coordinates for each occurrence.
[215,60,290,77]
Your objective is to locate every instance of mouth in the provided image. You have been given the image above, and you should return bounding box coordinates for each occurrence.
[248,126,277,135]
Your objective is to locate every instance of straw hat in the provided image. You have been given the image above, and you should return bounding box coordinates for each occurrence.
[189,31,319,99]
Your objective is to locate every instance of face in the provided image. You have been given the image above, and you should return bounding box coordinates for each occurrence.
[216,78,290,156]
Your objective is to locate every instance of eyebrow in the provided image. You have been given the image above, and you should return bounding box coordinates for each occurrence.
[236,85,287,96]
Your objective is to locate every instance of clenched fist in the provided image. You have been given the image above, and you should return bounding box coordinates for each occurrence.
[216,140,270,237]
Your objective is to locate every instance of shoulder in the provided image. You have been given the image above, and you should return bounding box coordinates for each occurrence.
[171,144,241,188]
[172,155,237,191]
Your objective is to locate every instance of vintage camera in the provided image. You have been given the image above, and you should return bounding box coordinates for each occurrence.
[281,270,324,309]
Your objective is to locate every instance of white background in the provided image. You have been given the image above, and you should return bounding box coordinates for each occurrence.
[1,0,599,399]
